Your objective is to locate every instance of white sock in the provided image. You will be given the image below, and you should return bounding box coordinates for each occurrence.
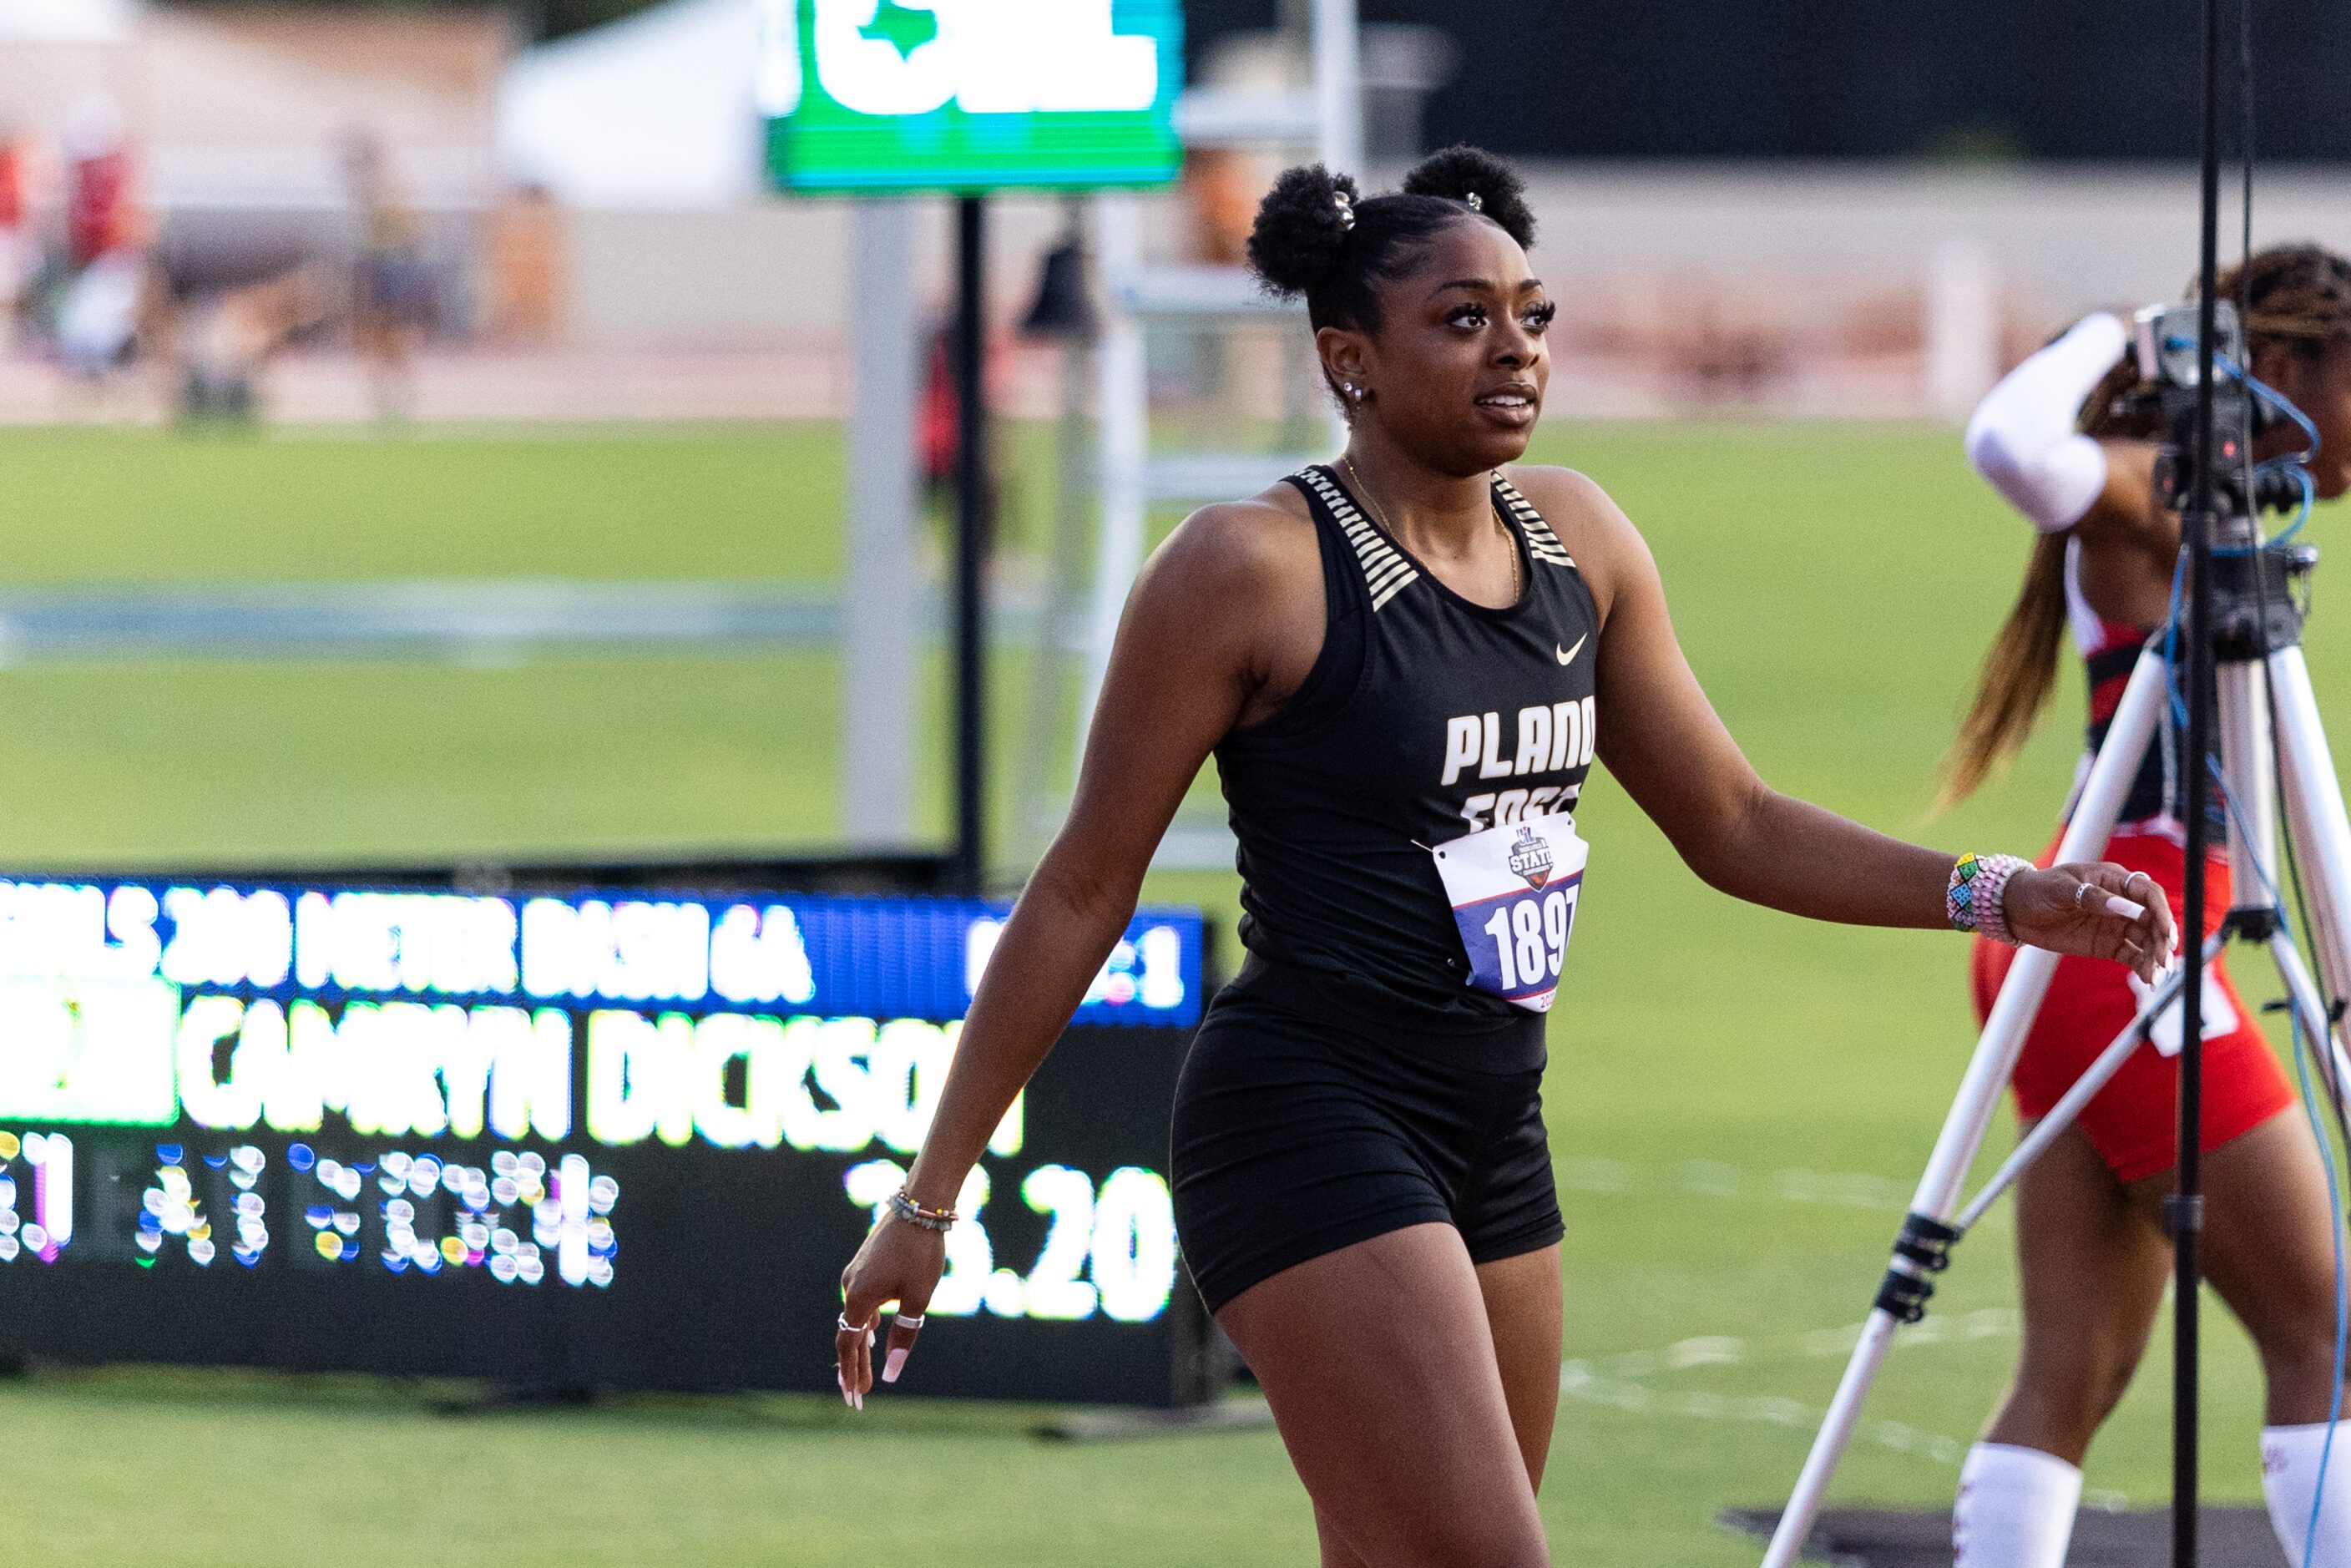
[1954,1441,2083,1568]
[2263,1422,2351,1566]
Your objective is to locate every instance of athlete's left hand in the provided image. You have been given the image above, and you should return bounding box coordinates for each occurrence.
[2005,862,2177,983]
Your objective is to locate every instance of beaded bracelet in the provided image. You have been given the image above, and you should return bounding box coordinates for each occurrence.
[889,1189,958,1232]
[1947,852,2031,946]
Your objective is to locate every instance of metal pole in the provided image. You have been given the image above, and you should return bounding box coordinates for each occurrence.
[1014,201,1098,867]
[953,195,989,896]
[1312,0,1363,175]
[1079,194,1146,754]
[842,200,919,846]
[2172,0,2223,1555]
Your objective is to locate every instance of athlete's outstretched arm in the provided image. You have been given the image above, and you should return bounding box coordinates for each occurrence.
[1522,468,2173,974]
[833,498,1317,1403]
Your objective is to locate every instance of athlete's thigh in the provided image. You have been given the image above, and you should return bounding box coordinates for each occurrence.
[1218,1222,1550,1568]
[2155,1108,2341,1414]
[1477,1243,1563,1490]
[1995,1123,2170,1449]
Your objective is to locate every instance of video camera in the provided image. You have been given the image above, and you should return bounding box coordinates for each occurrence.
[2130,300,2318,658]
[2131,300,2308,518]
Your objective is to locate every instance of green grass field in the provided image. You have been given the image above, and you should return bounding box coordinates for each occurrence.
[0,419,2334,1564]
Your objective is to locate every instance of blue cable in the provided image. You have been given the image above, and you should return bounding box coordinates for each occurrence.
[2288,999,2347,1568]
[2265,466,2317,549]
[2216,350,2323,464]
[2162,552,2190,740]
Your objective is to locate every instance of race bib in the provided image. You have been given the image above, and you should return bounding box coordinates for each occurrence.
[1429,816,1589,1014]
[2129,964,2240,1058]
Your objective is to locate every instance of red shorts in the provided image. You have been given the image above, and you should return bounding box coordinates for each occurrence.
[1970,832,2294,1183]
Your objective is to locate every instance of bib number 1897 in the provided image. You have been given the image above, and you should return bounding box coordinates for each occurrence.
[1431,815,1588,1014]
[1482,888,1574,994]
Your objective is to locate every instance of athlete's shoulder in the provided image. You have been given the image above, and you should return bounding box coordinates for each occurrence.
[1497,463,1623,529]
[1497,463,1647,612]
[1150,483,1318,589]
[1130,482,1322,632]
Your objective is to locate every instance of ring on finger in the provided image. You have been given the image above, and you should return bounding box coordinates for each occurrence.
[2126,870,2152,897]
[2075,881,2094,908]
[837,1313,861,1333]
[894,1314,925,1331]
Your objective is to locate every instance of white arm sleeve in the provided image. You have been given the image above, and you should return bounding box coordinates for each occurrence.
[1962,311,2129,533]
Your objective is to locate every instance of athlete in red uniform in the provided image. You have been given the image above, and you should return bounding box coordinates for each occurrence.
[1947,246,2351,1566]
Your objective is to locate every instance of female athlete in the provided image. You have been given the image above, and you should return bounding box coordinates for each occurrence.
[837,147,2172,1568]
[1949,245,2351,1567]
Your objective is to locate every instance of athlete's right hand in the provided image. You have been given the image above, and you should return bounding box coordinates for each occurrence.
[2006,860,2177,984]
[835,1215,944,1409]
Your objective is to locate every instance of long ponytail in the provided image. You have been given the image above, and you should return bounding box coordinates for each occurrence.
[1934,353,2152,811]
[1935,533,2073,810]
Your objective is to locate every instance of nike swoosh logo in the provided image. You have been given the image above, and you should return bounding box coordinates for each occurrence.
[1555,635,1585,666]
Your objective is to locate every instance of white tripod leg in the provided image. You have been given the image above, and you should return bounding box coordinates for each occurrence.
[1760,647,2172,1568]
[2266,648,2351,1099]
[2220,660,2279,914]
[2212,657,2351,1103]
[2269,933,2351,1114]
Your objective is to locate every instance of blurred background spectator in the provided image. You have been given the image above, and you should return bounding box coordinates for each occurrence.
[0,1,2330,426]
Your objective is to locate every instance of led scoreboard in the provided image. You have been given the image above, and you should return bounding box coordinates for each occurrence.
[0,873,1216,1406]
[760,0,1185,195]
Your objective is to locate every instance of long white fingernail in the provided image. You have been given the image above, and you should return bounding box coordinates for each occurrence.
[883,1347,908,1383]
[838,1371,852,1409]
[2103,895,2146,920]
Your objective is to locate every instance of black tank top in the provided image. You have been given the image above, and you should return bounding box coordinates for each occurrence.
[1212,464,1602,1071]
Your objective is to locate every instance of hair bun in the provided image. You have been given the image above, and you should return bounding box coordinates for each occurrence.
[1246,163,1361,298]
[1403,145,1535,249]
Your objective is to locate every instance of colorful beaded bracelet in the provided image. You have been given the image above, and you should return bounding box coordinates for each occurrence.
[1948,852,2030,947]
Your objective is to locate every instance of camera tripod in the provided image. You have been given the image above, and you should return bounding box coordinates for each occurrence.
[1760,521,2351,1567]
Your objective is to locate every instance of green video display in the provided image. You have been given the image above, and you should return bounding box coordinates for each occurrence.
[761,0,1184,195]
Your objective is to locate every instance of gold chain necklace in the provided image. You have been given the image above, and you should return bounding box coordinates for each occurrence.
[1341,457,1521,603]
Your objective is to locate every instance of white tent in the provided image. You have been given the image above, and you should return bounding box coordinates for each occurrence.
[0,0,136,43]
[496,0,768,210]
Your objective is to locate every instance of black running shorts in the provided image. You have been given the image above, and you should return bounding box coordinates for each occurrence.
[1170,958,1565,1315]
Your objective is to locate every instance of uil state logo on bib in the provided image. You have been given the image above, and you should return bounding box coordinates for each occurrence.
[1507,826,1555,890]
[1429,816,1590,1014]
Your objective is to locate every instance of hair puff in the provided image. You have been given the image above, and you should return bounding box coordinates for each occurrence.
[1401,145,1535,250]
[1246,163,1362,299]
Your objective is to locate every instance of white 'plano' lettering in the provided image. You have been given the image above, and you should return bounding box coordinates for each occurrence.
[1513,706,1552,775]
[1441,715,1483,787]
[1478,711,1511,779]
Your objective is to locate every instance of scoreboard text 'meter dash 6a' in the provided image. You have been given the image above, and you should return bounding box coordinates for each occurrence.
[0,875,1217,1406]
